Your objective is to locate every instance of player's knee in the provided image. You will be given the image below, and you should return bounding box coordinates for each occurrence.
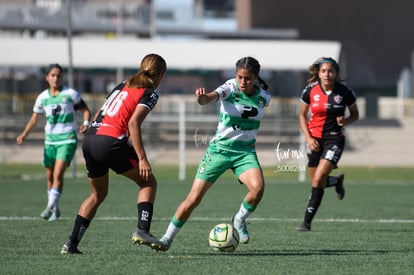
[138,177,157,189]
[248,180,264,194]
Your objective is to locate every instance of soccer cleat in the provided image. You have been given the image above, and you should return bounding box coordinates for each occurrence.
[132,229,165,251]
[296,223,311,232]
[335,174,345,200]
[61,240,82,255]
[158,236,172,252]
[40,208,52,220]
[232,216,249,244]
[48,208,61,222]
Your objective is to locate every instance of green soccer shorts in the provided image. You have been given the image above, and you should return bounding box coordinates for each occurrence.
[43,142,77,167]
[195,144,261,183]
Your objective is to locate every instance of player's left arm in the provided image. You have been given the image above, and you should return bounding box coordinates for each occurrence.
[337,103,359,126]
[75,99,91,134]
[337,87,359,127]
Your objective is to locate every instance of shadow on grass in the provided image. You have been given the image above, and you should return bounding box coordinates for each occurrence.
[193,248,412,257]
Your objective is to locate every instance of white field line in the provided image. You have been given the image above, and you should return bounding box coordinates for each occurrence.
[0,216,413,223]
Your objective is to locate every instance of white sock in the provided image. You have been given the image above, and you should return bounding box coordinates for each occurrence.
[162,222,180,241]
[235,203,252,221]
[47,188,61,210]
[45,189,51,209]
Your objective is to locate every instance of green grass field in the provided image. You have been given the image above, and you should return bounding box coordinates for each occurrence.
[0,164,413,275]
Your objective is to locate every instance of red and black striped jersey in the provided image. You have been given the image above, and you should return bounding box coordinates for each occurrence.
[89,82,159,139]
[300,81,356,138]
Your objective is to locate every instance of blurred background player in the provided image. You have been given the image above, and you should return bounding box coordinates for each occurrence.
[16,63,91,222]
[158,56,271,251]
[297,57,359,231]
[61,53,167,254]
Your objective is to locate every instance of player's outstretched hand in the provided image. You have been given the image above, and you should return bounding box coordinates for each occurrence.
[16,134,25,145]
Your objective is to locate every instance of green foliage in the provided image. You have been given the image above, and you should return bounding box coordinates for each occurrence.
[0,164,413,274]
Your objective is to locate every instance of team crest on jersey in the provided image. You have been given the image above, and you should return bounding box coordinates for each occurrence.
[258,97,265,108]
[221,91,227,98]
[333,95,343,104]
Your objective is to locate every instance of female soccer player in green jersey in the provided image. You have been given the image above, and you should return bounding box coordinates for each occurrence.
[17,64,91,222]
[158,56,271,251]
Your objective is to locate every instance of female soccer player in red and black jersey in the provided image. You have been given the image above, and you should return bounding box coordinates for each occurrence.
[297,57,359,232]
[61,54,167,254]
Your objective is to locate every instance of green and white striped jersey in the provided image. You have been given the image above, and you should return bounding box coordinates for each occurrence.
[211,78,271,153]
[33,87,82,145]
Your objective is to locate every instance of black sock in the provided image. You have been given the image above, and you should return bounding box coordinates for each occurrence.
[69,215,91,245]
[304,187,325,225]
[137,202,153,232]
[326,176,338,188]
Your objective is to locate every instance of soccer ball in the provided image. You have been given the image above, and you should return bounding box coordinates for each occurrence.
[208,223,239,252]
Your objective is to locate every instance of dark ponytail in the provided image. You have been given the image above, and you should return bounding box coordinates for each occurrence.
[257,76,269,90]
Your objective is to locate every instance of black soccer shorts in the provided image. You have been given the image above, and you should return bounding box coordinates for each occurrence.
[307,137,345,167]
[82,134,138,178]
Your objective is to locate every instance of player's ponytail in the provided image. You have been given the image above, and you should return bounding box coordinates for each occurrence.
[126,54,167,88]
[257,76,269,91]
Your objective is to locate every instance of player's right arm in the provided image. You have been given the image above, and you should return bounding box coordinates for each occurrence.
[195,88,218,105]
[128,105,151,181]
[298,102,320,152]
[16,112,40,145]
